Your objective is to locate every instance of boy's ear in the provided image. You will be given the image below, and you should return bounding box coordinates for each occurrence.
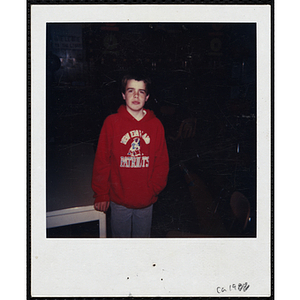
[122,93,126,100]
[145,94,150,102]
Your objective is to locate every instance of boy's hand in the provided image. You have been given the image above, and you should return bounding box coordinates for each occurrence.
[94,201,110,212]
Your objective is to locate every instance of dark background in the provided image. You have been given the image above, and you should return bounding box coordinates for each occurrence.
[46,23,256,238]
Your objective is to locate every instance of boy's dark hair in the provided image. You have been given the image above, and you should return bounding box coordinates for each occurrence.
[121,71,151,95]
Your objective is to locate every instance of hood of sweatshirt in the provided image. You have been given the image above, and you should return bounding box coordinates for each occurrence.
[117,104,156,123]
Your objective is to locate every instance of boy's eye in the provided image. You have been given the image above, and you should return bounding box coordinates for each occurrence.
[126,89,146,95]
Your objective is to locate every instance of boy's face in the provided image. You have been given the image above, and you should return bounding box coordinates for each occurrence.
[122,79,149,115]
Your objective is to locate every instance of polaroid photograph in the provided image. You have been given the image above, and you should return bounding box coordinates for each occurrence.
[29,2,273,298]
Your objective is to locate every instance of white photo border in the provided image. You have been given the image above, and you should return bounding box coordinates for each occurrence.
[30,3,272,298]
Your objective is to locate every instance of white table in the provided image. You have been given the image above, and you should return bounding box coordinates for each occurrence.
[46,205,106,238]
[46,142,106,238]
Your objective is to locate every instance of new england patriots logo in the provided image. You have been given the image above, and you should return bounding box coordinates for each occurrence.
[127,137,141,156]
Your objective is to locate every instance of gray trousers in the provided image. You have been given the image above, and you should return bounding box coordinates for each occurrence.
[110,201,153,238]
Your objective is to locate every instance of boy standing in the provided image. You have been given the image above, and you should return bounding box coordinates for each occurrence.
[92,72,169,238]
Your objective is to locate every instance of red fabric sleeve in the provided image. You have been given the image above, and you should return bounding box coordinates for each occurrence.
[91,118,113,203]
[148,124,169,196]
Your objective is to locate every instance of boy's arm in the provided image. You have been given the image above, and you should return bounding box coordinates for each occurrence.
[94,201,110,212]
[91,118,112,209]
[148,124,169,196]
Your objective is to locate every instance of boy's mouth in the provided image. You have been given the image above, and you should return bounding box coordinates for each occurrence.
[132,101,140,105]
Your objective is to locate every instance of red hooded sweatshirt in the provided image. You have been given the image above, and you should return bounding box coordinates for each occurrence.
[92,105,169,209]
